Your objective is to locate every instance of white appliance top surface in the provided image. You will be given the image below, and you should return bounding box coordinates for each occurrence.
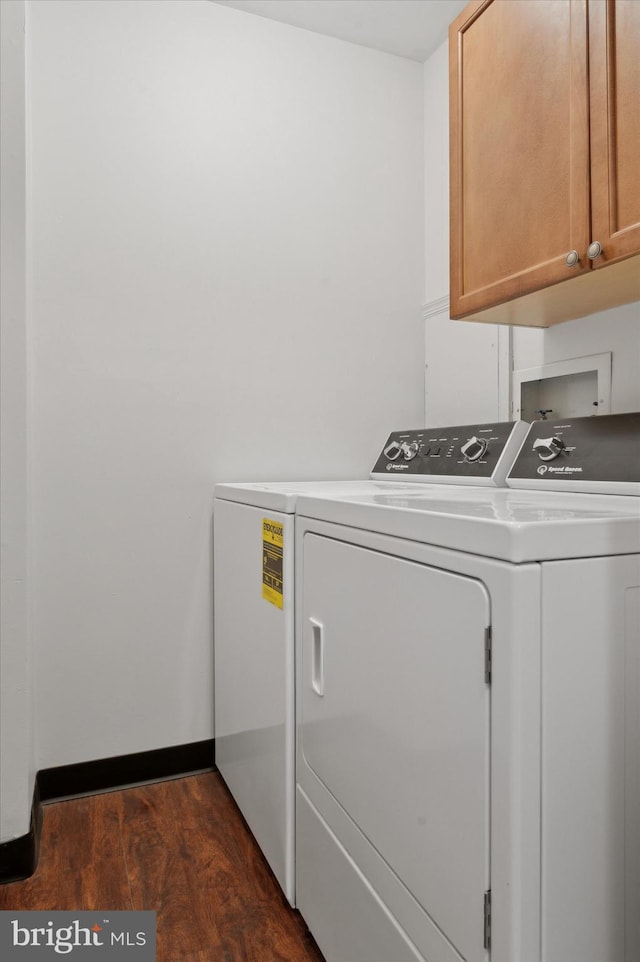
[213,479,429,513]
[295,487,640,562]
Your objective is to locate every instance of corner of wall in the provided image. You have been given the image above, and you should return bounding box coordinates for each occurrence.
[0,0,33,844]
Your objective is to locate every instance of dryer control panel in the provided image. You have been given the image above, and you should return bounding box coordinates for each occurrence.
[507,412,640,495]
[370,420,529,487]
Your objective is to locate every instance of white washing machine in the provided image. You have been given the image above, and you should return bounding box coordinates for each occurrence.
[213,421,529,906]
[294,413,640,962]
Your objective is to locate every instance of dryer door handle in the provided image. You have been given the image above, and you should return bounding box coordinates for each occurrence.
[310,618,325,697]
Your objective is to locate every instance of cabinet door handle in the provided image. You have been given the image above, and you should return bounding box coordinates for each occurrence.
[565,250,580,267]
[587,241,603,260]
[309,618,324,697]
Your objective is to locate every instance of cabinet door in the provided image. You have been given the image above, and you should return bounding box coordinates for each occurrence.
[589,0,640,267]
[449,0,590,318]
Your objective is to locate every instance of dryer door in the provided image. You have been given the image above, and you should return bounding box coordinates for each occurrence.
[300,533,491,962]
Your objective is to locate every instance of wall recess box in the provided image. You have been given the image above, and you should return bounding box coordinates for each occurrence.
[513,353,612,421]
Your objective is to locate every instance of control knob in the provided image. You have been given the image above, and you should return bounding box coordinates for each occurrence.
[401,441,419,461]
[383,441,403,461]
[533,436,566,461]
[460,436,488,462]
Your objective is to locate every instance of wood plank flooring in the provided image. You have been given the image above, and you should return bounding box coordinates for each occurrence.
[0,772,325,962]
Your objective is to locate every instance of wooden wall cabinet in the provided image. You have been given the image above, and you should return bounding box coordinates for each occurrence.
[449,0,640,327]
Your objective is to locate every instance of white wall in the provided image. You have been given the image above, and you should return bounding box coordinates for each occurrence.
[28,0,425,769]
[0,0,33,843]
[423,39,640,424]
[423,40,507,424]
[423,42,450,306]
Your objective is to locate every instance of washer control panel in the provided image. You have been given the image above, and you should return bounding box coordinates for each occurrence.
[371,420,530,487]
[507,412,640,494]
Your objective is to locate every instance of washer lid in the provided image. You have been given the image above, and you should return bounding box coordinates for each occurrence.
[295,486,640,562]
[213,479,427,513]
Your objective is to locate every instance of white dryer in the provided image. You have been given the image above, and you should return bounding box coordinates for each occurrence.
[294,413,640,962]
[213,421,528,907]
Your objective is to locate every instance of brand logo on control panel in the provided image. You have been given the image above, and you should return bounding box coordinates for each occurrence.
[537,464,584,476]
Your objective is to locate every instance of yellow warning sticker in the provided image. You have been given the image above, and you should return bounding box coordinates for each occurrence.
[262,518,284,609]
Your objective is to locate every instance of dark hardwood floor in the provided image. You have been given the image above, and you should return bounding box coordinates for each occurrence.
[0,772,325,962]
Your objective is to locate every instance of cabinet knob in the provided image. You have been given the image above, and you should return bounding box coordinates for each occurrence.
[587,241,603,260]
[565,250,580,267]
